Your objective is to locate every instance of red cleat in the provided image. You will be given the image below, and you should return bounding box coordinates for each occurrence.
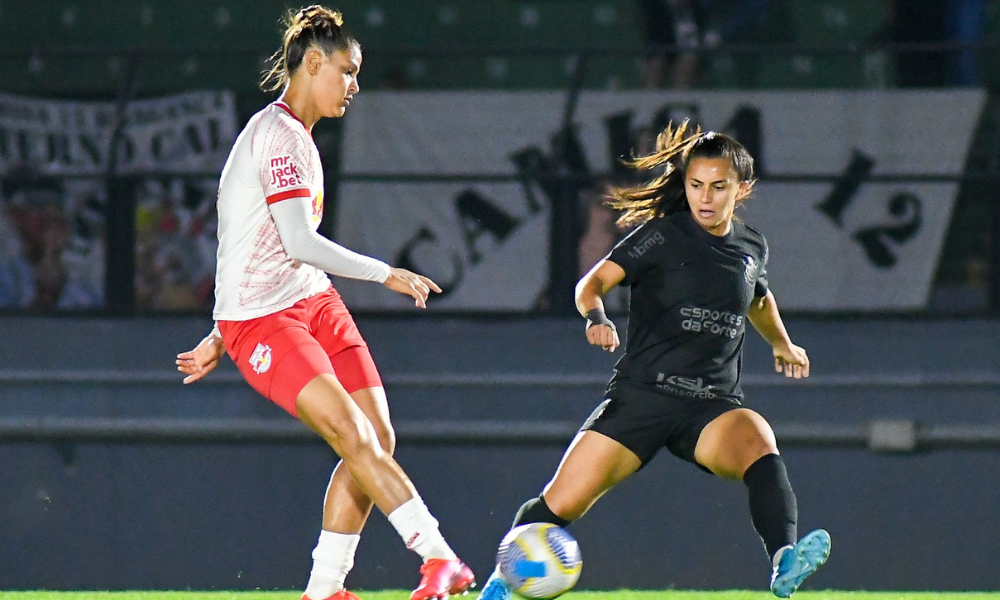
[410,558,476,600]
[303,589,362,600]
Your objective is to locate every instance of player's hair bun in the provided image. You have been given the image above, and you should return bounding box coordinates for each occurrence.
[293,5,343,28]
[260,5,355,93]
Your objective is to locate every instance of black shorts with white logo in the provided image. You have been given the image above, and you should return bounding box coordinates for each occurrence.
[581,383,741,471]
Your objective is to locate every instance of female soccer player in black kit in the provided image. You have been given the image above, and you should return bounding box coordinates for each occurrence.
[478,122,830,599]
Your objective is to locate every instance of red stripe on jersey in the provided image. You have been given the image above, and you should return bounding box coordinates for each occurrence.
[266,188,312,205]
[274,102,307,129]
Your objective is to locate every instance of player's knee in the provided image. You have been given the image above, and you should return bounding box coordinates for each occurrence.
[731,411,777,454]
[745,427,779,465]
[323,417,378,459]
[343,423,378,456]
[541,495,587,523]
[300,408,339,444]
[357,409,394,454]
[740,445,779,477]
[377,425,396,455]
[513,494,576,526]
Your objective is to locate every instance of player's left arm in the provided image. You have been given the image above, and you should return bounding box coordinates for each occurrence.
[176,324,227,384]
[747,290,810,379]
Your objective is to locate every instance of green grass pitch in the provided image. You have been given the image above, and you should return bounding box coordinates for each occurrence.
[2,592,998,600]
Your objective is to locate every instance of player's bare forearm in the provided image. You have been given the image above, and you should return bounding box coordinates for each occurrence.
[575,259,626,317]
[751,291,811,378]
[176,331,227,384]
[576,260,625,352]
[575,276,607,317]
[748,290,792,348]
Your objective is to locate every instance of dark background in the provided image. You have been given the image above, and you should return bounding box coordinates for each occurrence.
[2,0,1000,593]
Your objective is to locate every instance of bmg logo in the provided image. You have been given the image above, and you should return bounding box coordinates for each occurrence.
[627,230,665,259]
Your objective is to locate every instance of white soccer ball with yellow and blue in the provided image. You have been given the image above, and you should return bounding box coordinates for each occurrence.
[497,522,583,599]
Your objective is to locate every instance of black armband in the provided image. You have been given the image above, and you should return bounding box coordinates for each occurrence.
[585,308,616,331]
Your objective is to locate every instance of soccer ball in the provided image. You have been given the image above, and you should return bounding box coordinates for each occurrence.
[497,523,583,599]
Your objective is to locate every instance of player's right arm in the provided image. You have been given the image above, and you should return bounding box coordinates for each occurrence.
[381,266,443,309]
[260,121,441,308]
[267,200,442,308]
[576,218,665,353]
[575,259,625,352]
[176,325,227,384]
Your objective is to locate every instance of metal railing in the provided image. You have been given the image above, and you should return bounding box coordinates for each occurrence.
[1,369,1000,388]
[2,40,998,61]
[1,368,998,450]
[0,415,996,451]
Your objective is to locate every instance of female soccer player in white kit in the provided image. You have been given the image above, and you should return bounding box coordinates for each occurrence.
[176,6,474,600]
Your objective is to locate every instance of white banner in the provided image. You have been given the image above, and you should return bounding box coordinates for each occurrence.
[0,91,236,175]
[335,90,985,311]
[0,92,236,310]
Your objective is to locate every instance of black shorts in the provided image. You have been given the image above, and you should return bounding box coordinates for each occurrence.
[581,384,741,471]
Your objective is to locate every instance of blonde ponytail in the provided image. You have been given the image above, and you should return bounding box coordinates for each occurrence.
[260,5,354,93]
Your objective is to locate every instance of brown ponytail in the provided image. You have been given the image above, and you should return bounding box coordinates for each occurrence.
[260,5,358,92]
[606,120,756,229]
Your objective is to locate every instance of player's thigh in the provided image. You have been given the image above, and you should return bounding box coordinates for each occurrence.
[348,385,394,454]
[332,343,383,394]
[326,341,392,452]
[222,319,336,417]
[694,408,778,480]
[296,373,381,455]
[542,431,642,520]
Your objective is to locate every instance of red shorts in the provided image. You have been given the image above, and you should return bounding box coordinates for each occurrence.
[218,287,382,417]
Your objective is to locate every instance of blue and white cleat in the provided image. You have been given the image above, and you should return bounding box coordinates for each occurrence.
[477,569,511,600]
[770,529,831,598]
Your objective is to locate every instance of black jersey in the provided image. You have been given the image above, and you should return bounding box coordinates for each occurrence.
[606,210,769,403]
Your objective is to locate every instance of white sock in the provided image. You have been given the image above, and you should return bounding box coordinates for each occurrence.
[488,564,503,582]
[303,530,360,600]
[387,496,458,562]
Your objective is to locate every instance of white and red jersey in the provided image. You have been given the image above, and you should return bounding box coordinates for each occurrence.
[213,101,331,321]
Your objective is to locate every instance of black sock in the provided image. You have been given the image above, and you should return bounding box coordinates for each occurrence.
[743,453,798,561]
[512,495,572,528]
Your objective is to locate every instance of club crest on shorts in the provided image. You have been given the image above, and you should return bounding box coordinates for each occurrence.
[249,343,272,374]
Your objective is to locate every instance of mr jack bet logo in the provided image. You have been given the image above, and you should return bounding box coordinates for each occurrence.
[270,155,302,188]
